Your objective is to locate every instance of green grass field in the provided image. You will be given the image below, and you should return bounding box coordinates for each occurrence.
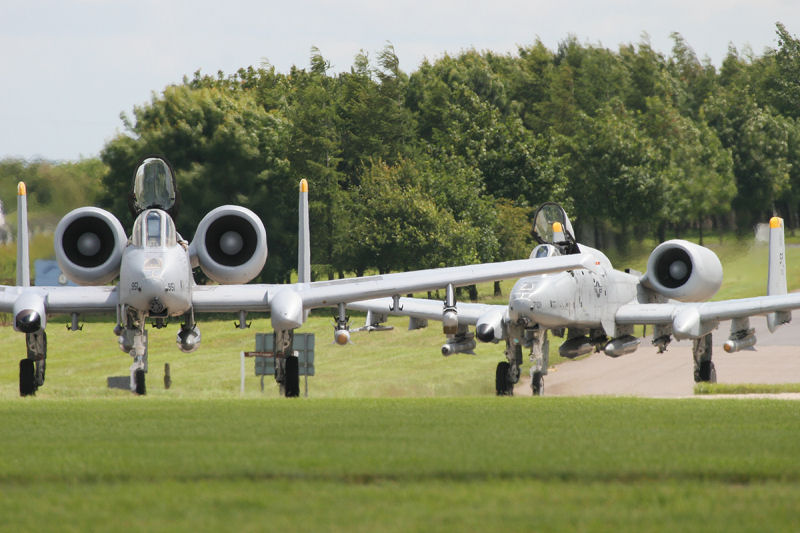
[2,235,800,531]
[1,317,799,531]
[1,398,798,532]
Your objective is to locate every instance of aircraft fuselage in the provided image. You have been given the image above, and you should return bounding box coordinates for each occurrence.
[508,260,640,332]
[118,209,193,319]
[119,247,193,317]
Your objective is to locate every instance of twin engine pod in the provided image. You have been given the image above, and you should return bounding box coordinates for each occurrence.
[641,240,723,302]
[55,204,268,286]
[55,207,127,285]
[189,205,268,284]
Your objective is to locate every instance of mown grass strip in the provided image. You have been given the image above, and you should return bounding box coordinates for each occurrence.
[1,397,799,532]
[695,382,800,395]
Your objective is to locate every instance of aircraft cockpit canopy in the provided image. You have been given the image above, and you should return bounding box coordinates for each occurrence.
[130,157,178,216]
[131,209,177,249]
[532,202,579,255]
[530,243,559,259]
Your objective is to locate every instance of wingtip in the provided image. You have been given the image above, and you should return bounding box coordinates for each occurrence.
[770,216,783,229]
[300,179,308,193]
[17,182,26,196]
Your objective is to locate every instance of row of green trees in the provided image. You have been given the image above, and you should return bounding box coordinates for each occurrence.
[3,24,799,283]
[0,159,105,228]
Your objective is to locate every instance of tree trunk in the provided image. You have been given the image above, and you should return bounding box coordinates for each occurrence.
[698,217,704,246]
[657,222,666,243]
[467,284,478,301]
[494,281,502,297]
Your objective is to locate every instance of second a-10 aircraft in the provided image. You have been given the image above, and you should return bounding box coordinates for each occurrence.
[1,157,593,396]
[347,202,800,395]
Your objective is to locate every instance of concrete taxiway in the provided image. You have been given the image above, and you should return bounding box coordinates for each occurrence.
[515,318,800,397]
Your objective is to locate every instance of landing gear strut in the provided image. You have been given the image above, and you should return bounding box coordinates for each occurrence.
[274,329,300,397]
[530,371,544,396]
[528,328,549,396]
[496,340,522,396]
[692,333,716,383]
[19,330,47,397]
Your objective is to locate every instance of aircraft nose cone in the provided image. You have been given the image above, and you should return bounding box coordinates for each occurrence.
[15,310,41,333]
[476,323,495,342]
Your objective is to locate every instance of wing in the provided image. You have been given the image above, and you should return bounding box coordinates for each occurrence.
[191,284,275,313]
[192,254,592,331]
[347,297,501,326]
[296,254,595,308]
[0,285,118,315]
[615,293,800,339]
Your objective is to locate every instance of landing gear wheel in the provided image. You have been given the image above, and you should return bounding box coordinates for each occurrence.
[134,369,146,395]
[695,361,717,383]
[495,361,513,396]
[284,356,300,397]
[19,359,36,397]
[531,371,544,396]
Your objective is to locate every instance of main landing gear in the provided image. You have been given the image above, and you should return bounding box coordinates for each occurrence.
[495,361,515,396]
[273,329,300,398]
[692,333,717,383]
[530,370,544,396]
[19,331,47,397]
[495,358,543,396]
[495,325,549,396]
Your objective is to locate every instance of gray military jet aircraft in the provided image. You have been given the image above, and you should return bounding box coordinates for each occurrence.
[346,202,800,395]
[1,158,594,397]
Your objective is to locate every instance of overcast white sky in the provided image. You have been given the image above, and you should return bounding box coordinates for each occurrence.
[1,0,798,161]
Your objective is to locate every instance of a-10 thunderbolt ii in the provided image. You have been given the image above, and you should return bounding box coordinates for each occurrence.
[1,157,594,397]
[346,202,800,395]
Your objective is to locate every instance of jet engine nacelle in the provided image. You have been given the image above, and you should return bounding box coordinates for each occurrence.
[642,240,722,302]
[54,207,127,285]
[190,206,268,284]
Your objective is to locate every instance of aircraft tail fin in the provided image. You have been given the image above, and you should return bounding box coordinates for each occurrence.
[298,179,310,284]
[767,216,790,332]
[16,182,30,287]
